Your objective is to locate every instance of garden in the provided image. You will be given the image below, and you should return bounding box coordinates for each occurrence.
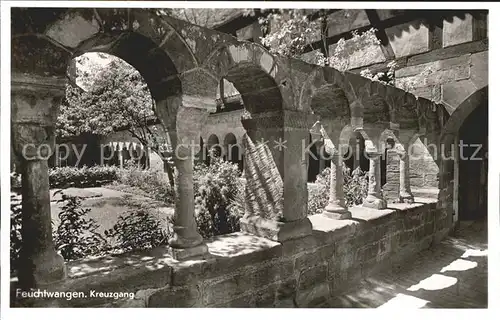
[10,154,368,275]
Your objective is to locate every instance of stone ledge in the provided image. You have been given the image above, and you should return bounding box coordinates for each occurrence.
[11,198,440,307]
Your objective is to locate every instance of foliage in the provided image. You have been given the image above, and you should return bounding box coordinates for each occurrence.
[104,209,170,253]
[11,172,22,191]
[10,194,23,273]
[193,154,242,238]
[117,160,175,205]
[58,53,175,186]
[316,28,381,71]
[257,9,380,71]
[52,191,109,261]
[259,9,324,58]
[360,60,398,86]
[308,163,369,215]
[49,165,118,188]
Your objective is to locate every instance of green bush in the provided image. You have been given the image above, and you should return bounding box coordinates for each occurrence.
[11,172,21,191]
[116,160,175,205]
[308,164,369,215]
[52,190,109,260]
[10,194,22,273]
[49,165,118,188]
[104,209,170,253]
[193,155,242,238]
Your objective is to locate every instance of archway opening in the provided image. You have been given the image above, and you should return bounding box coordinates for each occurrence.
[345,132,369,173]
[458,101,488,221]
[223,133,243,172]
[206,134,221,165]
[54,52,170,172]
[307,134,321,182]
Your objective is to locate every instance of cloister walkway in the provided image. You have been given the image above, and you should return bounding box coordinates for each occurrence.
[325,219,488,308]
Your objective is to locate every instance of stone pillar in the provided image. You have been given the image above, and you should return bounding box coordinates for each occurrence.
[117,142,124,168]
[363,152,387,209]
[167,107,209,261]
[353,138,361,170]
[383,148,401,202]
[323,150,351,219]
[240,110,312,242]
[319,150,326,173]
[319,121,351,219]
[11,75,67,288]
[398,147,414,203]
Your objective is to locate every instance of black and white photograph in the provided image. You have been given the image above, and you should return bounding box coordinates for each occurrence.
[1,1,496,313]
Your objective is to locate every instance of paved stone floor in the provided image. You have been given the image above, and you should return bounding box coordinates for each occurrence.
[326,219,488,308]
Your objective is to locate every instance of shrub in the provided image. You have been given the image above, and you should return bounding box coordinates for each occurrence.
[344,166,370,207]
[193,155,242,238]
[11,172,21,191]
[117,160,175,205]
[10,194,22,273]
[308,164,369,215]
[49,165,118,188]
[52,190,109,260]
[104,209,170,253]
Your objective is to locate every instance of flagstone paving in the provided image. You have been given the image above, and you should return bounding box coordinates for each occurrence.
[325,219,488,308]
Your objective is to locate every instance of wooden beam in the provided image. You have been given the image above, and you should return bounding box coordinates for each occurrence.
[365,9,396,60]
[303,10,481,54]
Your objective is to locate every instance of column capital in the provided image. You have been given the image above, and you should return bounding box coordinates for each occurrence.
[12,122,56,161]
[365,150,383,158]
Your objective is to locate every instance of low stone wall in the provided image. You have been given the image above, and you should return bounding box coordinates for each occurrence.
[11,197,451,308]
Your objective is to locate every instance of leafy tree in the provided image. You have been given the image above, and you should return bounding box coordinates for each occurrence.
[57,54,175,186]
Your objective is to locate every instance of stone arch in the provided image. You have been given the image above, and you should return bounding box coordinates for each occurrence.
[203,42,286,114]
[379,129,401,151]
[338,125,367,171]
[42,8,198,73]
[441,86,488,146]
[72,32,181,110]
[207,133,220,147]
[28,8,218,132]
[364,92,391,124]
[299,67,347,116]
[223,132,238,160]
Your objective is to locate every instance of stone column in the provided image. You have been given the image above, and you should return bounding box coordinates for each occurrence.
[353,138,361,170]
[397,130,419,204]
[398,147,414,203]
[117,142,124,168]
[11,75,67,288]
[167,107,209,261]
[363,152,387,209]
[323,150,351,219]
[319,121,351,219]
[383,148,401,202]
[239,110,312,242]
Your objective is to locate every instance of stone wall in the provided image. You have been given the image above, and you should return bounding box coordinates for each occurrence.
[12,198,451,308]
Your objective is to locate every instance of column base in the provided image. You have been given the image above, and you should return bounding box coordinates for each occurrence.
[240,216,312,243]
[168,228,204,248]
[323,205,351,220]
[399,193,415,204]
[363,196,387,209]
[168,243,210,261]
[19,249,66,288]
